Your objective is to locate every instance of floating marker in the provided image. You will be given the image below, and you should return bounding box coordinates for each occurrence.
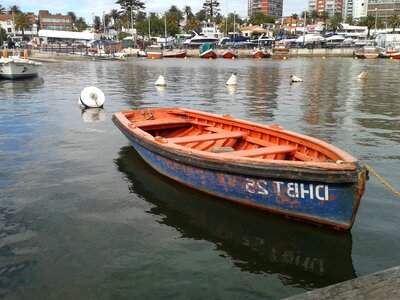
[290,74,303,82]
[79,86,105,108]
[358,70,368,80]
[155,75,166,86]
[226,73,237,85]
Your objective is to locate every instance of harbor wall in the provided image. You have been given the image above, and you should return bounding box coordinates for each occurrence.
[122,48,355,58]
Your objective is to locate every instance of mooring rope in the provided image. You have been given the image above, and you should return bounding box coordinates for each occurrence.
[366,165,400,197]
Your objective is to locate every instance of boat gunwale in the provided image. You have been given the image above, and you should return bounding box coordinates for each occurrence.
[113,109,364,184]
[120,108,358,164]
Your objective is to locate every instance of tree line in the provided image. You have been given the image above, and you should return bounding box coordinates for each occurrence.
[3,1,400,43]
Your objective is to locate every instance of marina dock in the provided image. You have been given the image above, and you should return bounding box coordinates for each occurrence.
[286,266,400,299]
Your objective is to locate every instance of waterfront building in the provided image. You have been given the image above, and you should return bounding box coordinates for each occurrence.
[248,0,283,19]
[344,0,367,19]
[308,0,344,15]
[308,0,316,11]
[344,0,354,17]
[38,10,73,31]
[367,0,400,19]
[353,0,367,18]
[0,13,37,41]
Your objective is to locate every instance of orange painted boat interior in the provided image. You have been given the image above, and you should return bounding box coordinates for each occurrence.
[122,108,355,163]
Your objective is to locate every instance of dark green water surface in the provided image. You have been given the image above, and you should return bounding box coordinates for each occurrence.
[0,57,399,299]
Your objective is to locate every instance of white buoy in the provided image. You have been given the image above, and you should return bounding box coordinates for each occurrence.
[226,73,237,85]
[79,86,105,108]
[155,75,166,86]
[290,74,303,82]
[358,70,368,80]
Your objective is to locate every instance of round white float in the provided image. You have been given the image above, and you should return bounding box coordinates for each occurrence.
[226,73,237,85]
[155,75,166,86]
[79,86,105,108]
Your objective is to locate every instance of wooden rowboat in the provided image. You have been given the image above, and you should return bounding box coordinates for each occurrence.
[163,50,187,58]
[222,49,238,59]
[253,48,269,59]
[113,108,367,230]
[146,46,163,59]
[200,48,217,59]
[200,43,217,59]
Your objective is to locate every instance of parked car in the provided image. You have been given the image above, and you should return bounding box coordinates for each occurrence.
[15,41,28,48]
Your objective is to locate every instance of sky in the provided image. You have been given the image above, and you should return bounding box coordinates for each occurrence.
[2,0,308,22]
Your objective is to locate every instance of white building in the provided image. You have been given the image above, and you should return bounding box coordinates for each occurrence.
[0,14,38,41]
[308,0,316,11]
[352,0,367,19]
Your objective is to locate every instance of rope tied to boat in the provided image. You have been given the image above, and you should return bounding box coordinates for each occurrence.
[365,165,400,197]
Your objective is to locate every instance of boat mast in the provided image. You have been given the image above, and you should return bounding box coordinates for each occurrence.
[148,15,151,40]
[164,13,167,48]
[225,1,228,37]
[233,11,236,39]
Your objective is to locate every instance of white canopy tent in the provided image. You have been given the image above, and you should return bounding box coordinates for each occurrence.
[38,30,99,42]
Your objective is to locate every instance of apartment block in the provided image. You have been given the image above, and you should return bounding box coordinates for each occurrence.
[367,0,400,19]
[248,0,283,19]
[38,10,73,31]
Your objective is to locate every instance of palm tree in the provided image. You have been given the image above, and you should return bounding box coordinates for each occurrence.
[0,5,6,14]
[93,16,101,31]
[388,14,400,33]
[67,12,77,23]
[109,9,120,27]
[75,17,88,31]
[345,16,354,25]
[195,10,207,22]
[319,11,330,32]
[310,10,319,25]
[15,13,33,40]
[182,6,193,21]
[359,15,377,38]
[329,13,343,33]
[167,5,183,26]
[183,18,200,33]
[8,5,21,14]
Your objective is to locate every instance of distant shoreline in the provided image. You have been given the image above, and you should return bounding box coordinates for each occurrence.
[26,48,356,62]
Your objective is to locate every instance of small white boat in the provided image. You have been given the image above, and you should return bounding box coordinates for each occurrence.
[0,54,42,79]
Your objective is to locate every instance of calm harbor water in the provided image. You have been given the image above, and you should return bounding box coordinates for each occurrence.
[0,57,399,299]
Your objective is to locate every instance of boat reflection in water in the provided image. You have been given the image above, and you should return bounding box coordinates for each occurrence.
[115,146,356,289]
[80,107,106,123]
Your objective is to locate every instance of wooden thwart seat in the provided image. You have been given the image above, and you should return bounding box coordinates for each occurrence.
[220,145,297,157]
[167,131,243,144]
[131,118,191,128]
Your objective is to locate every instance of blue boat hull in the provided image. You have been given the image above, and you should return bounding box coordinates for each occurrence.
[128,140,363,230]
